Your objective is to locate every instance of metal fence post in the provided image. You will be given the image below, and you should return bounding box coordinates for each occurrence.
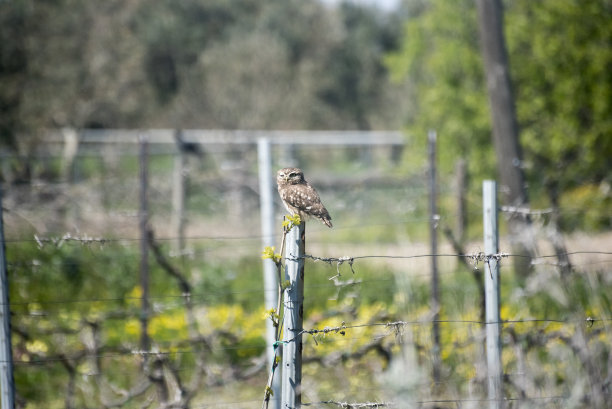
[483,180,502,409]
[171,129,187,255]
[428,130,441,383]
[139,135,151,354]
[281,222,305,409]
[0,188,15,409]
[258,138,281,409]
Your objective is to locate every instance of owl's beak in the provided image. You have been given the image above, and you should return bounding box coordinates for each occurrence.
[284,175,289,182]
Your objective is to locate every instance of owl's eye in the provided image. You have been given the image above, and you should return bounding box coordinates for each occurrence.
[289,172,298,177]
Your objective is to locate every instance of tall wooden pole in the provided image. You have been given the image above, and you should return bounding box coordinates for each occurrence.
[257,138,281,409]
[475,0,525,206]
[281,222,305,409]
[428,130,441,383]
[455,158,468,244]
[139,135,150,353]
[0,189,15,409]
[483,180,502,409]
[171,129,187,255]
[476,0,534,277]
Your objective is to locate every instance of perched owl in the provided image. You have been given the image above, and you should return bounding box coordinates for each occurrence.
[277,167,333,228]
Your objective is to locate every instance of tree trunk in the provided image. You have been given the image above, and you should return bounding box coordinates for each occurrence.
[476,0,535,278]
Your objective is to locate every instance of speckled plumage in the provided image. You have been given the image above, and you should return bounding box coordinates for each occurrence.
[276,167,333,228]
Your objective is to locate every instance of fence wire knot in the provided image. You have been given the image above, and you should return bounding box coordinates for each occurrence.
[302,322,347,345]
[466,251,508,263]
[131,347,164,356]
[309,401,393,408]
[585,316,595,328]
[385,321,406,342]
[300,254,356,278]
[34,233,109,248]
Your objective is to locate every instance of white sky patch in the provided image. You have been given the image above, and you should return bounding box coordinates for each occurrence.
[319,0,401,12]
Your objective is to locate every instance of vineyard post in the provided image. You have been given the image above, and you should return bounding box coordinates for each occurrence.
[257,138,281,409]
[171,129,187,255]
[281,221,305,409]
[428,130,441,383]
[483,180,502,409]
[0,189,15,409]
[139,134,151,354]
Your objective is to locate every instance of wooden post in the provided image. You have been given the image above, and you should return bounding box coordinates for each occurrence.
[483,180,502,409]
[61,127,78,183]
[476,0,534,278]
[139,135,150,353]
[428,130,441,383]
[455,158,468,243]
[281,222,305,409]
[0,189,15,409]
[171,130,187,255]
[257,138,281,409]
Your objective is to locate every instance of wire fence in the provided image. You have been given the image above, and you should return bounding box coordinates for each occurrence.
[6,237,612,408]
[2,137,611,408]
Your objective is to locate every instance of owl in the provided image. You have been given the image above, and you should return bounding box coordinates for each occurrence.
[277,167,333,228]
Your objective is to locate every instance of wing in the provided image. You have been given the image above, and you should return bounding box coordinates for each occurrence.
[281,183,332,227]
[282,183,321,212]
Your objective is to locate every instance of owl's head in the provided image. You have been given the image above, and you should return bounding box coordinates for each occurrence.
[277,167,304,185]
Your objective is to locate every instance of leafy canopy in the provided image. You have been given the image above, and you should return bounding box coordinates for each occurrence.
[386,0,612,230]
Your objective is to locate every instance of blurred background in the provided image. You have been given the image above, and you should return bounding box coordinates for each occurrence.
[0,0,611,408]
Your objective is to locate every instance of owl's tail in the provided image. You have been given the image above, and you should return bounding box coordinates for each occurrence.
[319,214,333,228]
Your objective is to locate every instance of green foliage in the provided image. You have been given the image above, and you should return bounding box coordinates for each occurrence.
[314,3,404,129]
[387,0,612,231]
[9,242,136,313]
[133,0,259,103]
[261,246,281,264]
[8,241,138,406]
[506,0,612,229]
[282,213,302,230]
[560,185,612,230]
[0,0,406,166]
[385,0,494,178]
[2,0,612,405]
[5,230,611,407]
[507,1,612,189]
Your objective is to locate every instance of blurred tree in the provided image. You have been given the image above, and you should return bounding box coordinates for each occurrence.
[133,0,260,105]
[196,31,303,129]
[314,3,405,130]
[156,0,340,129]
[387,0,612,232]
[0,0,154,182]
[506,0,612,230]
[385,0,493,176]
[475,0,527,208]
[1,0,406,136]
[476,0,535,276]
[1,0,407,181]
[145,0,407,130]
[0,0,27,151]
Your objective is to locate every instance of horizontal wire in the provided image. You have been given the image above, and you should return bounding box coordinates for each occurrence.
[5,251,611,308]
[2,217,432,245]
[294,251,612,263]
[295,316,608,339]
[185,398,263,408]
[10,316,610,365]
[10,342,266,366]
[306,394,572,407]
[7,255,609,280]
[7,276,389,308]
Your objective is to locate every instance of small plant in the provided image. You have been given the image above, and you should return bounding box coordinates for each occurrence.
[261,246,281,264]
[282,213,301,230]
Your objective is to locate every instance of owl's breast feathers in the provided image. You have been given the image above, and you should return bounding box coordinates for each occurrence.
[280,183,333,228]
